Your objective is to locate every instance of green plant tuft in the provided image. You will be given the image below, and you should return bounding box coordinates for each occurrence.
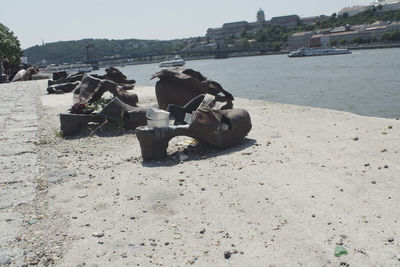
[54,129,64,138]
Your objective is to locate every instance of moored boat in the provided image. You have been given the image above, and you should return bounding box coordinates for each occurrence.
[159,56,185,68]
[288,47,351,57]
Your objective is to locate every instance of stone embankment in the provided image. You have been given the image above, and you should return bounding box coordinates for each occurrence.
[0,81,40,266]
[0,80,399,266]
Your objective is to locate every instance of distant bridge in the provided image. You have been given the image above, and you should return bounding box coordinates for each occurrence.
[84,48,281,65]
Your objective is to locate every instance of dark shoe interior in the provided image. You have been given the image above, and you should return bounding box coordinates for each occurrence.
[168,94,205,125]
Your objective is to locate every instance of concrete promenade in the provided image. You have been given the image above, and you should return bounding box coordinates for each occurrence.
[0,80,399,266]
[0,81,40,266]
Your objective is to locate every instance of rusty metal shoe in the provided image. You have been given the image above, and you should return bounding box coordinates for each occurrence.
[60,97,147,136]
[102,66,136,85]
[151,68,234,110]
[59,113,106,136]
[70,74,138,114]
[135,94,251,161]
[47,81,80,94]
[48,68,135,87]
[48,72,85,86]
[99,97,147,130]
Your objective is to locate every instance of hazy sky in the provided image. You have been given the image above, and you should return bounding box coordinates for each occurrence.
[1,0,373,49]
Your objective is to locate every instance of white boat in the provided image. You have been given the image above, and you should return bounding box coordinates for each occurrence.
[288,47,351,57]
[159,56,185,68]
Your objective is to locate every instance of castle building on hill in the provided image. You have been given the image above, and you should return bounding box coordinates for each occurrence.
[206,9,301,40]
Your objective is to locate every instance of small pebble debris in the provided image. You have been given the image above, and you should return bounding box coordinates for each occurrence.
[224,251,232,259]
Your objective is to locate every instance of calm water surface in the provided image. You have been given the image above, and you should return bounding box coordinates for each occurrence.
[95,48,400,118]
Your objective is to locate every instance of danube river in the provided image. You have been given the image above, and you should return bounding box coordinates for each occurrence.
[97,48,400,119]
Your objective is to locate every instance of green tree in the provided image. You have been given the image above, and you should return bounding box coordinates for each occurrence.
[225,35,236,45]
[381,32,391,41]
[390,30,400,41]
[340,39,348,45]
[272,42,283,51]
[352,37,363,44]
[241,37,249,48]
[255,30,268,43]
[330,40,337,46]
[0,23,22,67]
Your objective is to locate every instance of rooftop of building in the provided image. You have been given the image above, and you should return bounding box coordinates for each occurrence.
[271,14,300,20]
[339,5,368,15]
[291,31,313,36]
[365,25,388,30]
[222,21,248,28]
[300,16,318,20]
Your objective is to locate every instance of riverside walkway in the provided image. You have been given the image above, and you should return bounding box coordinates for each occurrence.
[0,81,40,266]
[0,80,399,266]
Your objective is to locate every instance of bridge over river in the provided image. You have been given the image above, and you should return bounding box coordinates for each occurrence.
[84,48,287,67]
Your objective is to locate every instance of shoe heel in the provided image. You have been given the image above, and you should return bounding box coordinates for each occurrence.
[59,113,104,136]
[135,126,172,160]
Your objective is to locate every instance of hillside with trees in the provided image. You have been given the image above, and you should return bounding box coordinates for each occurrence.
[315,8,400,28]
[25,38,189,65]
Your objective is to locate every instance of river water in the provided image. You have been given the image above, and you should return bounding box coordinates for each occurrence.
[95,48,400,119]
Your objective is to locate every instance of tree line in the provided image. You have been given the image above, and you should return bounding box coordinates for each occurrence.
[0,23,22,68]
[25,38,189,65]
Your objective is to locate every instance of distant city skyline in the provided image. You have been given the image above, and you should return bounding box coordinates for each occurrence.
[1,0,374,49]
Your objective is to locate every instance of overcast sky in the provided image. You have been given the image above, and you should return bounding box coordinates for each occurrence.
[1,0,373,49]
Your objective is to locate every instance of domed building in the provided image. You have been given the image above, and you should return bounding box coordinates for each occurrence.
[206,8,299,40]
[257,8,266,23]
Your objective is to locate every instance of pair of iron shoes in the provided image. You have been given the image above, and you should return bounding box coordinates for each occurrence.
[135,94,252,161]
[60,97,147,136]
